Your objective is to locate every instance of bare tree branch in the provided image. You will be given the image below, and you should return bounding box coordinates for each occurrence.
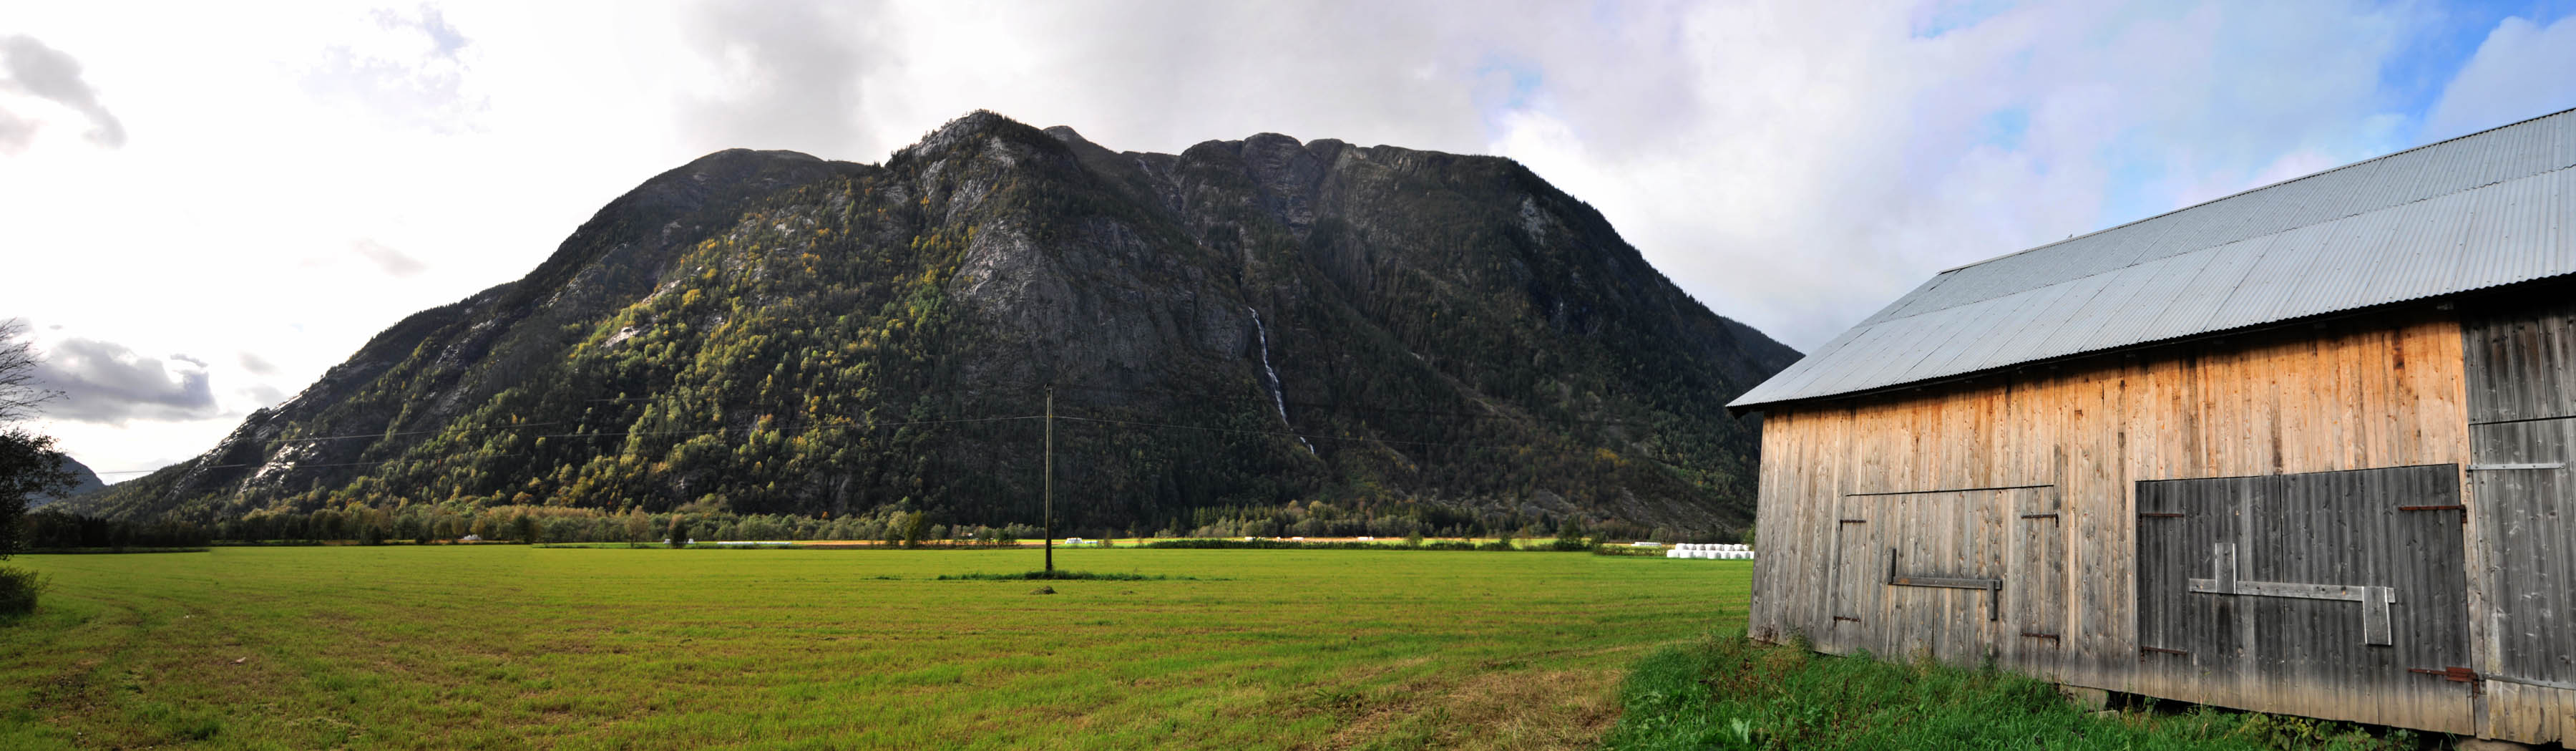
[0,318,63,425]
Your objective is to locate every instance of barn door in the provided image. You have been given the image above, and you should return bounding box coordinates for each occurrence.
[1827,487,2057,671]
[2469,420,2576,694]
[2462,294,2576,742]
[2136,465,2472,732]
[2010,488,2065,672]
[1828,493,1877,632]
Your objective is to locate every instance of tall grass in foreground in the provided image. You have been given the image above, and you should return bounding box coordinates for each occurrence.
[1600,633,2424,751]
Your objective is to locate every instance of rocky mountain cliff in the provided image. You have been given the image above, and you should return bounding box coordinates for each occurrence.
[77,112,1797,536]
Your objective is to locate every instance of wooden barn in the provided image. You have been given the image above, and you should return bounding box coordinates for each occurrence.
[1728,107,2576,744]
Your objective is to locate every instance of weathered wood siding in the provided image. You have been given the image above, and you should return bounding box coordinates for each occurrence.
[1746,310,2477,734]
[2464,294,2576,743]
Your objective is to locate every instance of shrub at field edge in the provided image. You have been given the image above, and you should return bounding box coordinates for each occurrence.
[0,566,44,618]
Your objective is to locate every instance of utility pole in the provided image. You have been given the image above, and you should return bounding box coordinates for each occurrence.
[1043,384,1055,575]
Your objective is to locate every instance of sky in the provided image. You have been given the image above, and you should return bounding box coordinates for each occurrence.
[3,0,2574,479]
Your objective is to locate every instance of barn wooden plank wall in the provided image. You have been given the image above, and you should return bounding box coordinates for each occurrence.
[2463,295,2576,742]
[1747,309,2481,735]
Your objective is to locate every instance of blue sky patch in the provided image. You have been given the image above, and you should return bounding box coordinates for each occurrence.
[1913,0,2020,38]
[1980,107,2029,150]
[2380,0,2574,142]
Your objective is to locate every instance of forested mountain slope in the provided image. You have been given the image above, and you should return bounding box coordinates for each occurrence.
[77,112,1797,537]
[27,453,104,509]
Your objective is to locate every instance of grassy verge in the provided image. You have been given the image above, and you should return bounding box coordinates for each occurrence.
[1601,633,2426,751]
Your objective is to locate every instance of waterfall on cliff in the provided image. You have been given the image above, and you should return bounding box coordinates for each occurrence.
[1247,306,1317,456]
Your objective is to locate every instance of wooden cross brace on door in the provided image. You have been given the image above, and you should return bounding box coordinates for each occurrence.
[1884,548,2001,621]
[2186,542,2396,646]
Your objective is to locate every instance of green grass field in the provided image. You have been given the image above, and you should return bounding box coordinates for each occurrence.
[1599,633,2426,751]
[0,546,1750,750]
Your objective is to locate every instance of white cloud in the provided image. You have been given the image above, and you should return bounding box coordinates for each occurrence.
[0,34,125,150]
[2421,14,2576,142]
[31,337,220,425]
[675,0,882,155]
[299,4,486,132]
[351,238,429,277]
[1478,1,2431,347]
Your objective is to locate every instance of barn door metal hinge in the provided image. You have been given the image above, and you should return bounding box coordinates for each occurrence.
[2408,667,2483,695]
[2140,646,2187,657]
[2469,462,2564,471]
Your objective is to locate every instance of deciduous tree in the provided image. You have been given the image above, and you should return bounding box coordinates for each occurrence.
[1,319,74,560]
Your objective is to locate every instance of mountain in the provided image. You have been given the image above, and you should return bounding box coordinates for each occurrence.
[27,452,105,509]
[76,111,1798,537]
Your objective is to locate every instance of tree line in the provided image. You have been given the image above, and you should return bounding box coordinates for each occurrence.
[13,499,1742,549]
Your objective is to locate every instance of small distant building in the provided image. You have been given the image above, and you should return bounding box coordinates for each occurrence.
[1729,107,2576,744]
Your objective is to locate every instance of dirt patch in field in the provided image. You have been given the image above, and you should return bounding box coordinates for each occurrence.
[1310,667,1624,751]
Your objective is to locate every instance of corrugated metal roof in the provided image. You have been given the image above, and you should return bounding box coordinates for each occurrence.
[1731,107,2576,410]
